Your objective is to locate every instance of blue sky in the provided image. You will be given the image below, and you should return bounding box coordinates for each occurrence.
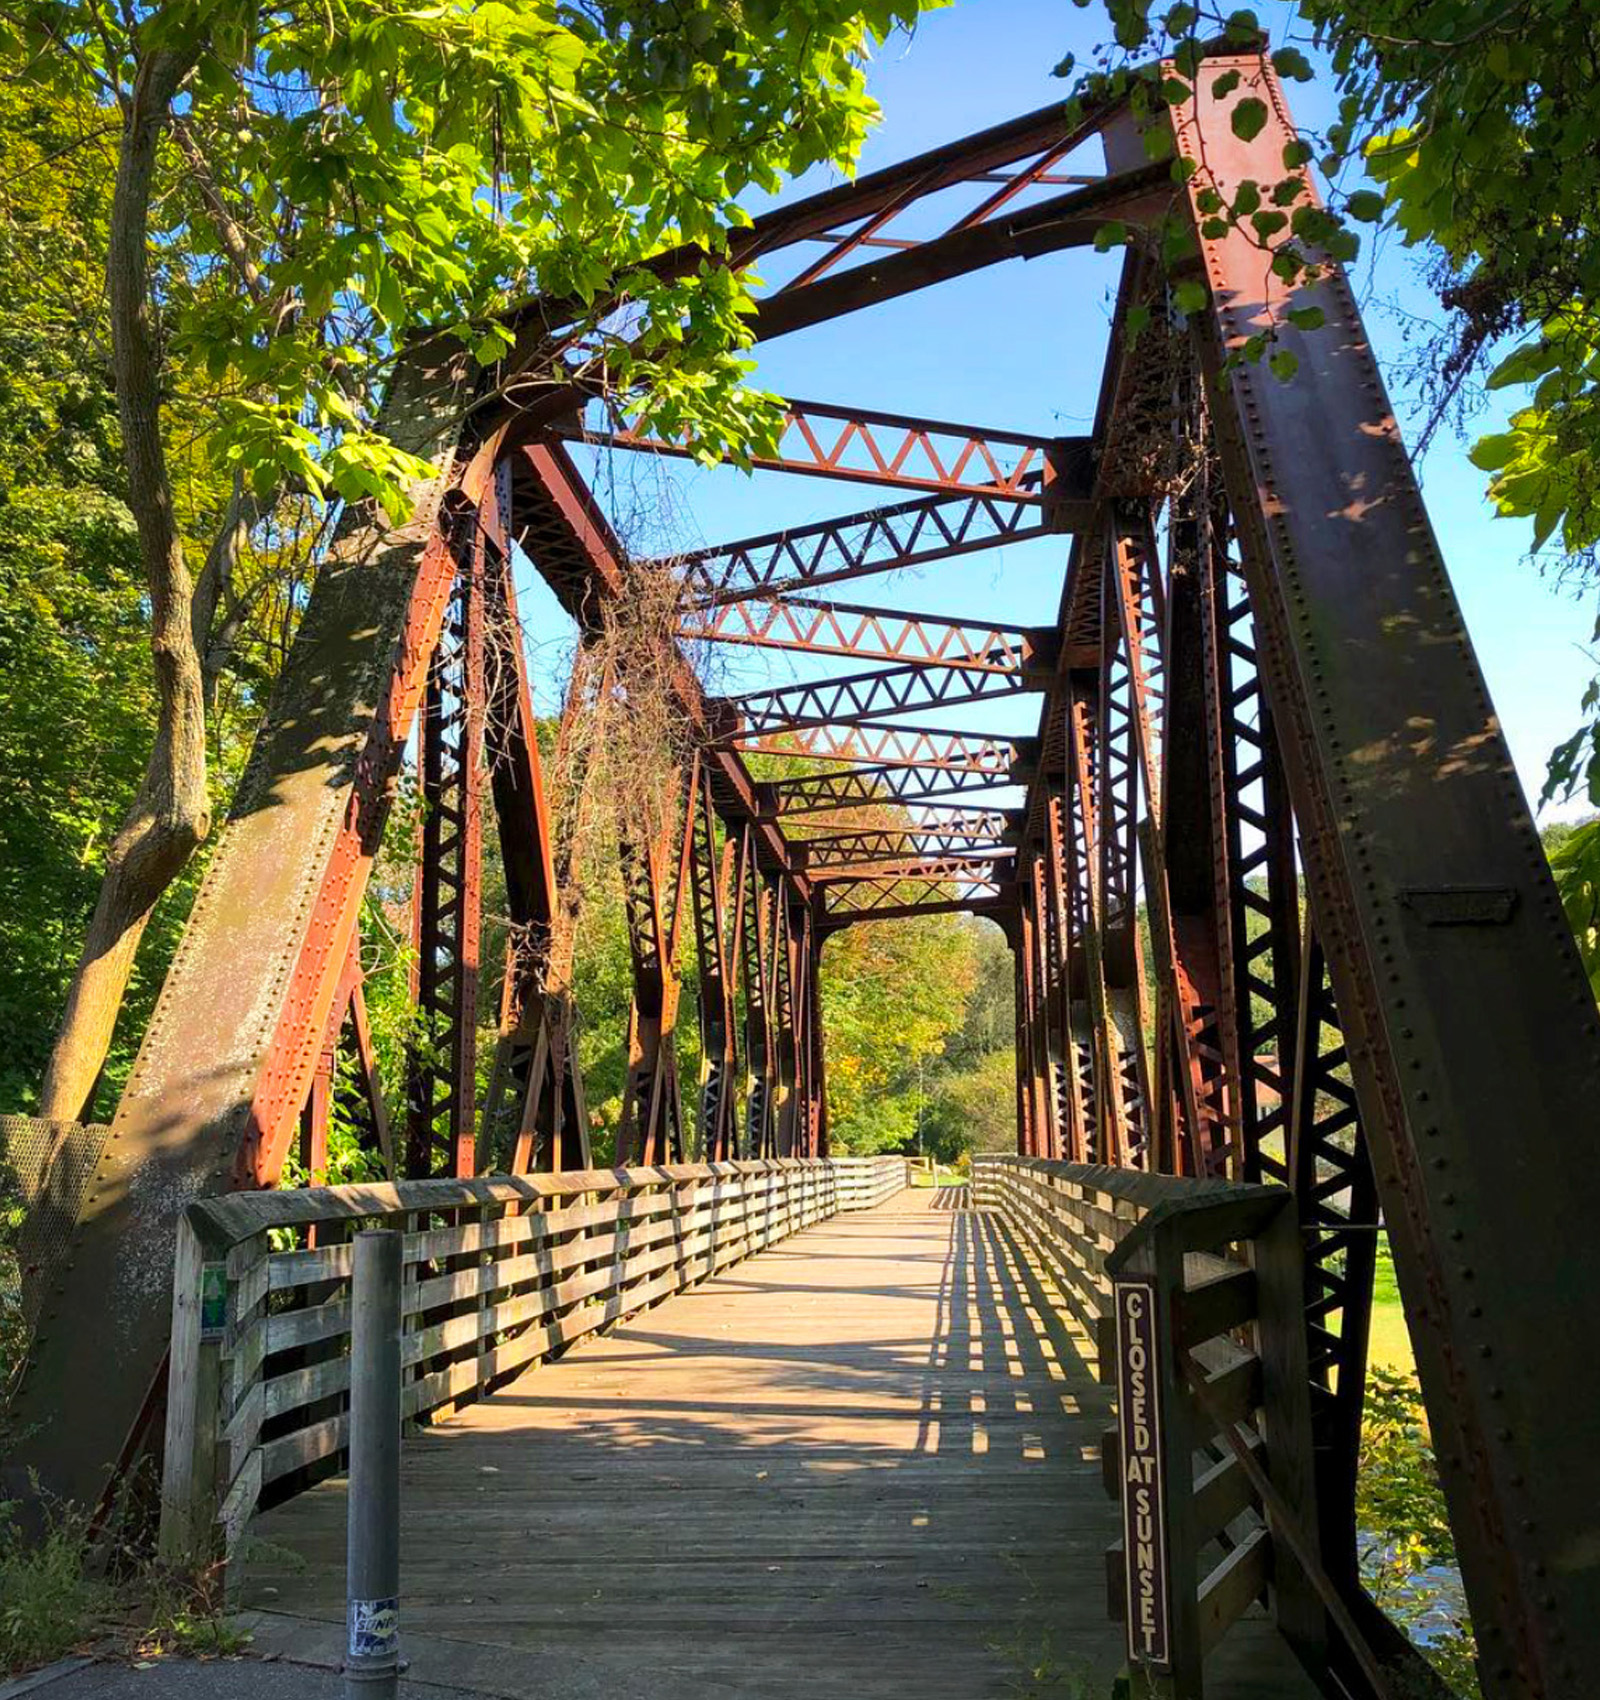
[517,0,1594,824]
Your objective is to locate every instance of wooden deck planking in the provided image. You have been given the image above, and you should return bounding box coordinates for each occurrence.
[245,1189,1318,1698]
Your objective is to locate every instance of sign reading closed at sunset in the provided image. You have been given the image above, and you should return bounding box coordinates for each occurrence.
[1116,1277,1171,1667]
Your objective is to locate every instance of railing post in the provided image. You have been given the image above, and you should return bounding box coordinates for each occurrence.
[346,1230,403,1697]
[1112,1222,1200,1699]
[1250,1199,1326,1672]
[158,1214,226,1571]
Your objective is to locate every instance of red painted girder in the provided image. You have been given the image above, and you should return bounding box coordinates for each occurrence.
[750,164,1172,343]
[514,442,808,897]
[668,491,1061,607]
[572,397,1089,503]
[723,721,1017,773]
[812,849,1016,883]
[678,593,1052,675]
[820,871,1012,919]
[762,761,1021,818]
[499,98,1124,348]
[792,819,1015,862]
[723,656,1040,734]
[1172,59,1600,1686]
[796,835,1010,868]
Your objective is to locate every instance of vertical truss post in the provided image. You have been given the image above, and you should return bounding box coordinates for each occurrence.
[804,915,829,1157]
[1198,483,1301,1184]
[405,505,487,1179]
[771,895,800,1155]
[1066,673,1121,1163]
[617,756,700,1166]
[1044,780,1090,1160]
[480,467,591,1175]
[1097,525,1156,1168]
[1006,914,1036,1156]
[690,769,743,1161]
[742,853,778,1157]
[1288,919,1379,1589]
[1023,856,1060,1159]
[1123,498,1235,1178]
[297,936,394,1195]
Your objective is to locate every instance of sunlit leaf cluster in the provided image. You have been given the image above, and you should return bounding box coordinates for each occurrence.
[2,0,945,515]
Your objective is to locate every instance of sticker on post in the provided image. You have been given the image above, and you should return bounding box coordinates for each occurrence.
[199,1263,228,1342]
[348,1597,399,1661]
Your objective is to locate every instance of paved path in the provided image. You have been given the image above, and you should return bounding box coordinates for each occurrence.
[243,1189,1315,1699]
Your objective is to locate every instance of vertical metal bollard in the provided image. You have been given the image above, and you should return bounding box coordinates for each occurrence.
[345,1230,402,1698]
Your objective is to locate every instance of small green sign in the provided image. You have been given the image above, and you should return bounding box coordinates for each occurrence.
[199,1262,228,1341]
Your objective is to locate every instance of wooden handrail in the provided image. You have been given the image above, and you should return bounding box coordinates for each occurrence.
[972,1154,1328,1699]
[160,1155,905,1579]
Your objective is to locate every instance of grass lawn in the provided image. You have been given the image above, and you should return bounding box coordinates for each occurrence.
[1368,1234,1415,1375]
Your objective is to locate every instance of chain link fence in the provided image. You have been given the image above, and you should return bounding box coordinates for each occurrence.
[1,1114,110,1396]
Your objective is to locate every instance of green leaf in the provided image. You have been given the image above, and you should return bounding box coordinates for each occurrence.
[1142,124,1175,162]
[1269,348,1299,382]
[1272,47,1313,83]
[1164,3,1197,32]
[1468,432,1518,471]
[1094,220,1128,253]
[1487,340,1561,391]
[1282,139,1313,169]
[1231,99,1268,143]
[1346,189,1386,223]
[1210,69,1241,99]
[1286,306,1325,331]
[1173,279,1208,315]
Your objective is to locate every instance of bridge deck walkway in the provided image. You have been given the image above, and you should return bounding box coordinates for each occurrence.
[243,1187,1316,1699]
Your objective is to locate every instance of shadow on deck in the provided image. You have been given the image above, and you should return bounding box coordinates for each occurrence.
[242,1191,1315,1699]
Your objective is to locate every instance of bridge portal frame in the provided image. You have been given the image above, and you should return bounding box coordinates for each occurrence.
[7,50,1600,1700]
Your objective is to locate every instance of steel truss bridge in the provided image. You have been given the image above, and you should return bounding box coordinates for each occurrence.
[7,53,1600,1700]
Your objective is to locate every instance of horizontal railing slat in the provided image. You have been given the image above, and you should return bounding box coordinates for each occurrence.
[171,1155,904,1560]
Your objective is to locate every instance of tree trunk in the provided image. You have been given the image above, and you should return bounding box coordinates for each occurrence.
[38,46,209,1123]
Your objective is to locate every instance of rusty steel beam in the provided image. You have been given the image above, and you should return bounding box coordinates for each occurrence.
[820,879,1015,926]
[1169,60,1600,1697]
[669,490,1064,607]
[794,826,1013,866]
[725,722,1017,773]
[723,657,1039,734]
[481,544,592,1179]
[812,851,1014,885]
[742,867,780,1156]
[574,397,1087,504]
[1288,919,1378,1592]
[751,163,1172,343]
[617,759,700,1167]
[3,348,495,1515]
[513,441,811,895]
[498,97,1131,354]
[762,760,1019,818]
[405,506,487,1181]
[689,764,743,1163]
[679,594,1052,674]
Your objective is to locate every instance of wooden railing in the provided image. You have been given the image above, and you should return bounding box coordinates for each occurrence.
[831,1154,910,1211]
[973,1155,1327,1698]
[160,1158,842,1569]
